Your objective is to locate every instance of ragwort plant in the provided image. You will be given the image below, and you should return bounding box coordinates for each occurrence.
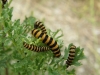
[0,1,85,75]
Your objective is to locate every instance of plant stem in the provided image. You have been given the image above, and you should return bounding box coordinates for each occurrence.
[5,68,8,75]
[18,72,20,75]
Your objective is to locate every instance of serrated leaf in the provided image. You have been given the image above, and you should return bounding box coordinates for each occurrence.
[8,7,13,19]
[14,19,20,26]
[0,61,6,67]
[52,71,60,75]
[37,57,45,70]
[0,1,2,16]
[48,67,54,75]
[75,47,85,60]
[64,47,69,59]
[13,58,28,68]
[0,48,12,56]
[64,43,73,59]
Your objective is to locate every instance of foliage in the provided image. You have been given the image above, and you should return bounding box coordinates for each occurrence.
[0,1,85,75]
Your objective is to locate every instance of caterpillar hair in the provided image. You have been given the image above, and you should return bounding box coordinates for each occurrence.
[31,29,61,57]
[34,21,47,34]
[23,42,50,52]
[66,45,76,68]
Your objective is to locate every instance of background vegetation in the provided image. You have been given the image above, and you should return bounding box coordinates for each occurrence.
[0,0,85,75]
[0,0,100,75]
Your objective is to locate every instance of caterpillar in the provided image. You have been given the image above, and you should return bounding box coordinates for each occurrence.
[66,45,76,68]
[23,42,50,52]
[23,21,49,52]
[34,21,47,34]
[2,0,7,8]
[31,29,61,57]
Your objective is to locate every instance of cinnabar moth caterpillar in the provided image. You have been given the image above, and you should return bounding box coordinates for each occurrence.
[34,21,47,34]
[2,0,7,8]
[66,45,76,68]
[31,29,61,57]
[23,42,50,52]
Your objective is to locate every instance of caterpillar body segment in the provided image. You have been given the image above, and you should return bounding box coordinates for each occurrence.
[23,42,50,52]
[31,29,61,57]
[34,21,47,34]
[66,45,76,68]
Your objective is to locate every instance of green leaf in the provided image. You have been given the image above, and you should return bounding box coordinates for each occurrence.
[72,46,85,67]
[1,8,13,20]
[75,47,85,60]
[13,58,28,68]
[73,62,82,66]
[0,1,2,16]
[48,67,61,75]
[0,1,85,74]
[64,47,69,59]
[64,43,73,59]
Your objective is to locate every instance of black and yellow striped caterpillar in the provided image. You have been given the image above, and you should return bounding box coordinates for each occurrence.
[23,21,49,52]
[23,42,50,52]
[31,29,61,57]
[66,45,76,68]
[34,21,47,34]
[2,0,7,8]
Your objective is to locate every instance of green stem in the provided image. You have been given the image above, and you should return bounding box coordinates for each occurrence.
[1,13,9,75]
[5,68,9,75]
[18,72,20,75]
